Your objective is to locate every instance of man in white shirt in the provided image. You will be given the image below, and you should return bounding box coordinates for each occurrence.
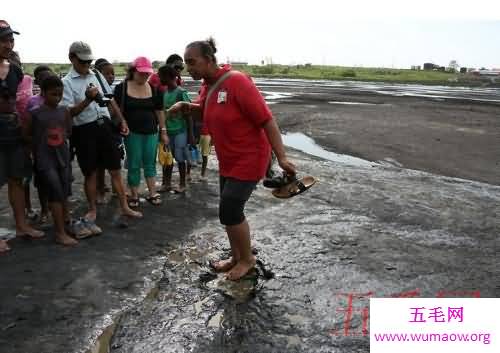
[62,41,142,235]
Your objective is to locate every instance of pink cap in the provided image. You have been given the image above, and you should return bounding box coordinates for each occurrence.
[132,56,153,74]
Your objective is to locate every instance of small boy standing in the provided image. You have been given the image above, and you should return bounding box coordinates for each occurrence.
[158,65,193,193]
[24,75,78,246]
[24,66,54,224]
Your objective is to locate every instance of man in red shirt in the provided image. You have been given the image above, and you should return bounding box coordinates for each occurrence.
[167,38,296,280]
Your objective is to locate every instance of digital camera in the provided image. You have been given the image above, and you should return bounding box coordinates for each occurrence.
[88,83,112,107]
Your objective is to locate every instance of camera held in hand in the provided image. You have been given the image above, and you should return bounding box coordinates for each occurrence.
[87,83,112,107]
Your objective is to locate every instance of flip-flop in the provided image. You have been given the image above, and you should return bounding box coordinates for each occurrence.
[272,176,316,199]
[145,193,162,206]
[127,197,140,208]
[16,229,45,239]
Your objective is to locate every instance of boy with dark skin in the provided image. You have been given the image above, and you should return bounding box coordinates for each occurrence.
[24,76,78,246]
[159,65,193,193]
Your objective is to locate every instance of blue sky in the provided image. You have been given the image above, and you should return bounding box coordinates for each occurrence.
[3,0,500,69]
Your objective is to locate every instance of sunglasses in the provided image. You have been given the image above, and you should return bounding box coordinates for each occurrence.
[77,58,93,65]
[174,65,184,71]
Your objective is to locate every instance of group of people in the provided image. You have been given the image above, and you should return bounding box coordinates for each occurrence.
[0,20,296,280]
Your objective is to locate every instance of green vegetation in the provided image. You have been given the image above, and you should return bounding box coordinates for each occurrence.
[21,62,493,86]
[232,64,467,85]
[22,62,131,77]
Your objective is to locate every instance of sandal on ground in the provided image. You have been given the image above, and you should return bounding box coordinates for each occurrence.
[65,219,92,239]
[127,196,140,208]
[26,209,39,221]
[81,218,103,236]
[16,228,45,239]
[145,193,162,206]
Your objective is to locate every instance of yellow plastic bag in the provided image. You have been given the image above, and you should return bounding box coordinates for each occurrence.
[158,142,173,166]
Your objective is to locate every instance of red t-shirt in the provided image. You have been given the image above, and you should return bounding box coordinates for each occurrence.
[198,65,272,181]
[148,73,167,93]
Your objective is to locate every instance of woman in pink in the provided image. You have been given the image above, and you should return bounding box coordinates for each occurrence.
[168,38,296,280]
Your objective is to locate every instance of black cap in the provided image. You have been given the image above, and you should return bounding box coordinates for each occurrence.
[0,20,20,38]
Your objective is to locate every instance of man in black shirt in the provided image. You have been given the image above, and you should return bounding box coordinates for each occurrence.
[0,20,44,252]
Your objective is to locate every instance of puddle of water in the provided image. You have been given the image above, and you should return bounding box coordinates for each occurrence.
[262,91,294,100]
[328,101,377,106]
[282,133,375,167]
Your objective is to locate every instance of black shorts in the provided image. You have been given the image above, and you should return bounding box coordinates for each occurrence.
[0,143,32,187]
[219,176,257,226]
[36,167,72,203]
[72,118,122,177]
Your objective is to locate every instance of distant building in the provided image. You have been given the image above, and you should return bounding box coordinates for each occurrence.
[230,61,248,66]
[478,69,500,76]
[423,62,439,70]
[459,67,467,74]
[411,65,421,70]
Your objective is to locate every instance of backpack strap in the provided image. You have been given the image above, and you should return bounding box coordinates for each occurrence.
[91,68,109,95]
[120,80,127,114]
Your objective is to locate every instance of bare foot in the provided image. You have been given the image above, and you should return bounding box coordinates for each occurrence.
[211,257,237,272]
[16,226,45,239]
[122,208,143,219]
[0,240,10,253]
[225,256,256,281]
[55,233,78,246]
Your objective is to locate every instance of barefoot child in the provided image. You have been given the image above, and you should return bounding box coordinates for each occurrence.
[158,64,193,193]
[24,75,78,246]
[25,66,54,225]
